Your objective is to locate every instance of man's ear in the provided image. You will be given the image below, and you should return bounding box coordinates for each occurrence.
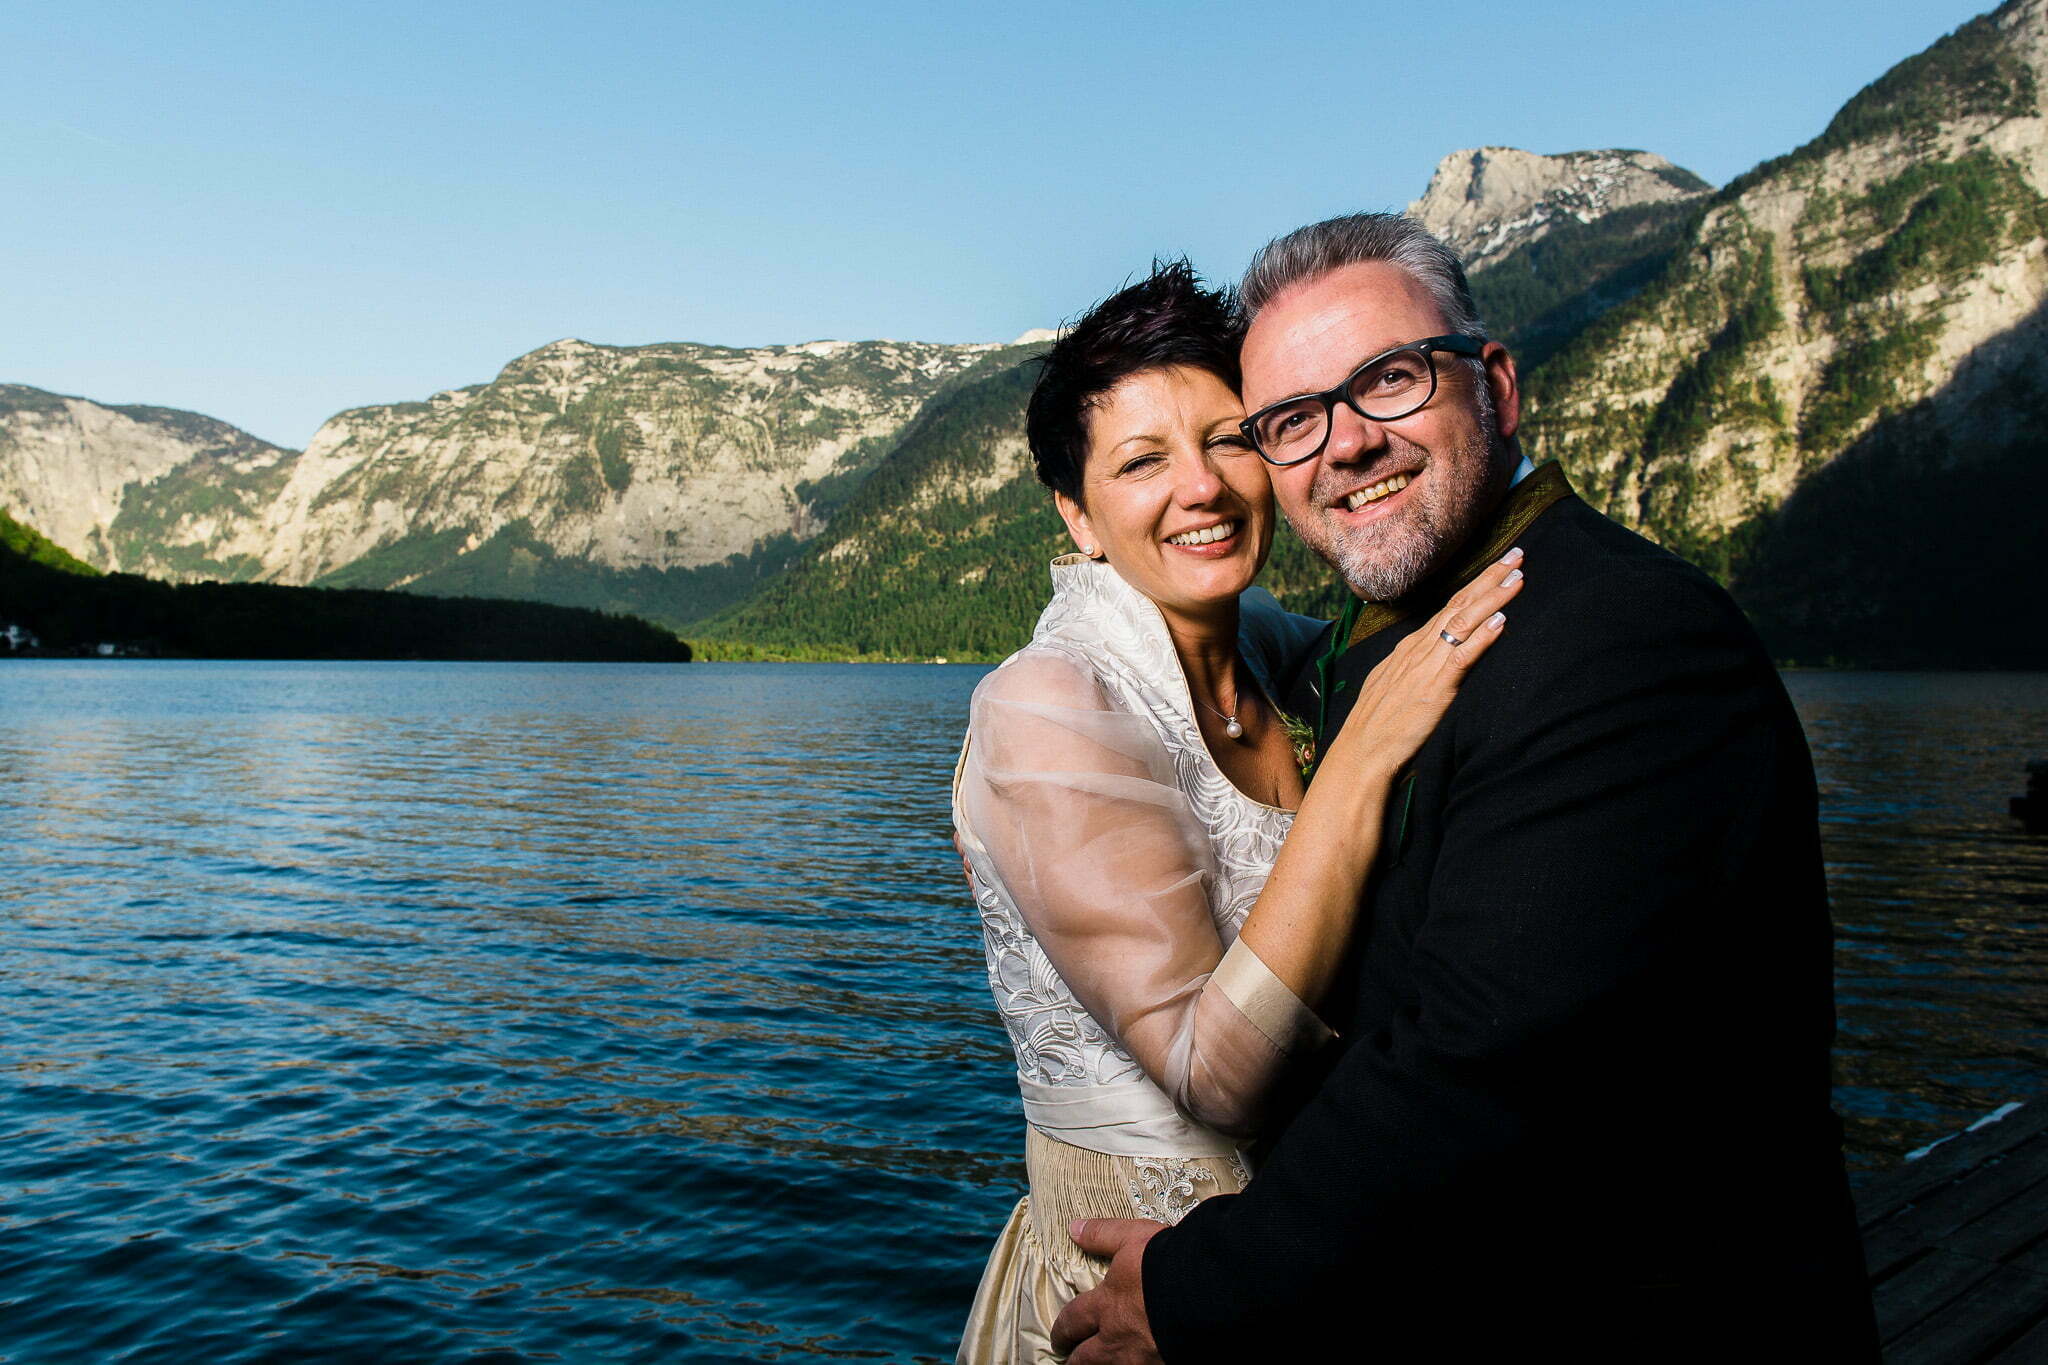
[1482,341,1521,442]
[1053,490,1096,557]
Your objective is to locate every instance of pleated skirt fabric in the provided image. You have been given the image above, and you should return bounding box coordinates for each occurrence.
[956,1127,1250,1364]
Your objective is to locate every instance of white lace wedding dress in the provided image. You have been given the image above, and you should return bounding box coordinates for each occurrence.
[954,554,1328,1364]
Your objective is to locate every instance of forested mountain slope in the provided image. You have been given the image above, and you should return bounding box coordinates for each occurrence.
[11,3,2041,666]
[711,0,2048,667]
[1528,0,2048,665]
[1,339,1025,629]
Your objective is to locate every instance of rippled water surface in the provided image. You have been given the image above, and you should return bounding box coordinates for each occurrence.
[2,662,2043,1362]
[1788,671,2048,1166]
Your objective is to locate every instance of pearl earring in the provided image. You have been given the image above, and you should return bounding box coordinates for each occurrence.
[1081,544,1096,556]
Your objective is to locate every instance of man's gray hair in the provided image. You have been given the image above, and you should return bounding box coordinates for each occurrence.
[1237,212,1487,339]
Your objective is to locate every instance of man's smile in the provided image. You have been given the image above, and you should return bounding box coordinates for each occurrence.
[1341,472,1413,512]
[1320,460,1424,523]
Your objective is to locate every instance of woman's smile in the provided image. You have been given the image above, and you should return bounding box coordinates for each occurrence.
[1162,517,1244,554]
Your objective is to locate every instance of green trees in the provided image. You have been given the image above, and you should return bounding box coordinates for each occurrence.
[1,512,692,661]
[1,508,101,576]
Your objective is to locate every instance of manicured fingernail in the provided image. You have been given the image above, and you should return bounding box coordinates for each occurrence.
[1501,568,1523,586]
[1487,611,1506,631]
[1069,1219,1085,1239]
[1500,546,1523,566]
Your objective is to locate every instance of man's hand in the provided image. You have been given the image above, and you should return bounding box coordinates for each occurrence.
[1051,1218,1165,1364]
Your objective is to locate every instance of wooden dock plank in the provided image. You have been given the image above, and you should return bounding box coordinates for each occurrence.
[1874,1249,2001,1345]
[1857,1095,2048,1363]
[1942,1165,2048,1266]
[1987,1314,2048,1362]
[1863,1132,2048,1278]
[2005,1233,2048,1278]
[1859,1102,2048,1225]
[1884,1262,2048,1365]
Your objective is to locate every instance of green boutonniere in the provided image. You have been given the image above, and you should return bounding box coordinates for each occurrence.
[1278,708,1318,781]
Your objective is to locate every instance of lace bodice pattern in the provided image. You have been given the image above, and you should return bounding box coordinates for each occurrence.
[955,555,1326,1156]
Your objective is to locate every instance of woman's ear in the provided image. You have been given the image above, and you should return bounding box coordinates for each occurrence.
[1053,490,1098,558]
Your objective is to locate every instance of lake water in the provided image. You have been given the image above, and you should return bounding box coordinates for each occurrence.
[2,661,2043,1362]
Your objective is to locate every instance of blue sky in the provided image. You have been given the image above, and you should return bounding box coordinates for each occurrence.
[1,0,1998,446]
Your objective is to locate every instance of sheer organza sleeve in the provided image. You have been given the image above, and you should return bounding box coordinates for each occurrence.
[956,648,1332,1137]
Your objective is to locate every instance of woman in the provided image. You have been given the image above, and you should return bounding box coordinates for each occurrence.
[952,262,1525,1362]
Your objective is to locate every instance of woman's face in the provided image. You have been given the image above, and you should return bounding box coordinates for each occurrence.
[1055,365,1274,626]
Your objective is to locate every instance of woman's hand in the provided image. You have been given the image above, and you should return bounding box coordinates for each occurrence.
[1320,547,1525,781]
[1224,547,1526,1029]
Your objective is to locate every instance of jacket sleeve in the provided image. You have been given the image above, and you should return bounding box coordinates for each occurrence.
[956,648,1331,1136]
[1142,562,1805,1356]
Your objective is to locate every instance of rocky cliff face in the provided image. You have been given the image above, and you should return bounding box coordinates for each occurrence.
[254,337,1008,586]
[1409,147,1716,370]
[2,337,1016,624]
[1408,147,1711,273]
[712,1,2048,666]
[1528,0,2048,663]
[0,386,293,576]
[12,4,2040,665]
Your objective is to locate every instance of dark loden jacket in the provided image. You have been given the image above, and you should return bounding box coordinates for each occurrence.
[1141,485,1877,1361]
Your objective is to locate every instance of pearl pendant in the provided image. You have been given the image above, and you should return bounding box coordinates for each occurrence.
[1224,716,1244,740]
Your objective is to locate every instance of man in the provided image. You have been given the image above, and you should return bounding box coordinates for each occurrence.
[1051,214,1876,1361]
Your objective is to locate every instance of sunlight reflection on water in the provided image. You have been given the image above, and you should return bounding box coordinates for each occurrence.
[1,662,2042,1361]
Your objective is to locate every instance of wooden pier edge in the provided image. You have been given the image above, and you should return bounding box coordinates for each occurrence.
[1856,1095,2048,1362]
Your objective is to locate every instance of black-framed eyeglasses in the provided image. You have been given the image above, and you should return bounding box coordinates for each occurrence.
[1239,334,1485,467]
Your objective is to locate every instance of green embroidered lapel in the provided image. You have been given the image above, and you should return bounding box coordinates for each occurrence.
[1301,462,1575,784]
[1347,460,1576,649]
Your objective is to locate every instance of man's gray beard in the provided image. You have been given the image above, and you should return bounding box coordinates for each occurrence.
[1297,391,1512,602]
[1326,506,1445,602]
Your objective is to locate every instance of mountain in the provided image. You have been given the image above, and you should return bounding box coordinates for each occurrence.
[713,0,2048,667]
[701,153,1725,659]
[1408,149,1717,370]
[0,384,294,578]
[2,338,1026,629]
[1407,147,1712,273]
[11,3,2043,667]
[696,352,1359,657]
[694,358,1053,658]
[1528,0,2048,666]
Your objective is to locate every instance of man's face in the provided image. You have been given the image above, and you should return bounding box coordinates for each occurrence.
[1241,261,1523,601]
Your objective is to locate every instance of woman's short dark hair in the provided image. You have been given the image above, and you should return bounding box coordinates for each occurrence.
[1026,259,1241,503]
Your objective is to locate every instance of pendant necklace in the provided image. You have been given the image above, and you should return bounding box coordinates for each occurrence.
[1193,684,1249,741]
